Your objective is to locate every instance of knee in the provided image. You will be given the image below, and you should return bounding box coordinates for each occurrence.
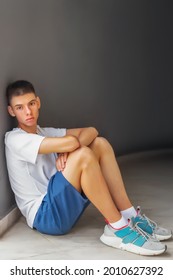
[79,146,96,160]
[92,136,113,152]
[75,146,97,167]
[90,136,116,159]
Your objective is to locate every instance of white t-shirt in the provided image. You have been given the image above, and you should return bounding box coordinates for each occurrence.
[5,125,66,228]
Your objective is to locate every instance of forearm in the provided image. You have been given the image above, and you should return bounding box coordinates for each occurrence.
[55,127,98,171]
[78,127,99,146]
[38,135,80,154]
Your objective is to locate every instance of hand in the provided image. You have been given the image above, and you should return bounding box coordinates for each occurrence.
[56,152,68,172]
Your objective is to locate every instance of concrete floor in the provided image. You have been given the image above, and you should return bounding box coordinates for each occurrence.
[0,149,173,260]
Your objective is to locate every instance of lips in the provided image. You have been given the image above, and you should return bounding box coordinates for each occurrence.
[26,117,34,121]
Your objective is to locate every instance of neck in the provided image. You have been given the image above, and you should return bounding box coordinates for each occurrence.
[18,124,37,134]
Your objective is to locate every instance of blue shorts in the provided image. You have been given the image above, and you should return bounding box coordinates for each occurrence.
[33,172,90,235]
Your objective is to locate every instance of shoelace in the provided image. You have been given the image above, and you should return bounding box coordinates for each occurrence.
[136,206,157,230]
[133,221,152,241]
[141,214,157,230]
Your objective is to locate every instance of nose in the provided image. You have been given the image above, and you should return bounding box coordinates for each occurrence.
[25,106,31,115]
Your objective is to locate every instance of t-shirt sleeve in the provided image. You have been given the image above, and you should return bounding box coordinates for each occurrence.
[38,127,67,137]
[5,131,45,164]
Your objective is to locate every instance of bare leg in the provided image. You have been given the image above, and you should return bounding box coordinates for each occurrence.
[89,137,132,211]
[62,146,121,223]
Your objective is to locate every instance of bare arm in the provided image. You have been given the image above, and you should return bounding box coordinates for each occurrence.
[66,127,99,147]
[38,135,80,154]
[55,127,98,172]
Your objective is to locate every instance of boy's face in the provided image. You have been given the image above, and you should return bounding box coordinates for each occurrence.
[7,92,41,133]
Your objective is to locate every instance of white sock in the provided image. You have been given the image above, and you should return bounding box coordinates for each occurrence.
[120,206,137,221]
[110,216,128,230]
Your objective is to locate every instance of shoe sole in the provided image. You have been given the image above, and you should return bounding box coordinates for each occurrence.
[155,233,172,241]
[100,234,167,256]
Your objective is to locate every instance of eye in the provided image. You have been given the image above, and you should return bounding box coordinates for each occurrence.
[16,106,23,110]
[30,101,36,106]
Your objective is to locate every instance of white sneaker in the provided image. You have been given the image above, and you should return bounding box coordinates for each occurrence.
[134,206,172,241]
[100,218,167,256]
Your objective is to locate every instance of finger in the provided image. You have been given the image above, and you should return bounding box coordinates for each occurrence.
[60,154,65,170]
[56,155,64,171]
[56,158,61,171]
[57,153,66,171]
[63,152,68,163]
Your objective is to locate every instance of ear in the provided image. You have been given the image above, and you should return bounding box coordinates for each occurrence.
[36,96,41,109]
[7,106,16,117]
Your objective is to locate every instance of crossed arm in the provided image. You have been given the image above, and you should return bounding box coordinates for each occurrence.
[38,127,98,154]
[38,127,99,171]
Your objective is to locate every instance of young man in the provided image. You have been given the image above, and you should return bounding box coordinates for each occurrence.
[5,80,172,256]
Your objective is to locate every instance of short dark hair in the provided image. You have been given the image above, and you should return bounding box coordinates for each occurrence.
[6,80,36,105]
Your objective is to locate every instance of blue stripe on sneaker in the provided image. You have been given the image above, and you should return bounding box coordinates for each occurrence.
[133,236,146,246]
[114,227,132,238]
[134,217,153,235]
[122,231,140,244]
[114,226,146,247]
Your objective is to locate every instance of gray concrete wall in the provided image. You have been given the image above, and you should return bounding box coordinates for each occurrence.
[0,0,173,219]
[0,0,65,218]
